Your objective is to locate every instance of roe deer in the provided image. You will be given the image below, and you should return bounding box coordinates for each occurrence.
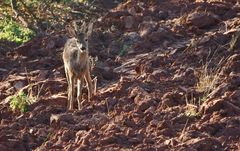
[63,21,97,110]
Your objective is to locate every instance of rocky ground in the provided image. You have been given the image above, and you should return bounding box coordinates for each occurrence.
[0,0,240,150]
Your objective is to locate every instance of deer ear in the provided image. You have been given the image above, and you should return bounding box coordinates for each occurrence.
[72,21,78,32]
[65,24,77,37]
[80,21,87,33]
[87,22,93,36]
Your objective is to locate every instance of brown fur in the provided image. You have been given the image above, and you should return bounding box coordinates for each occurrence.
[63,22,96,110]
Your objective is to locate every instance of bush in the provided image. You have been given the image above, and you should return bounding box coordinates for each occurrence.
[9,91,35,113]
[0,19,34,44]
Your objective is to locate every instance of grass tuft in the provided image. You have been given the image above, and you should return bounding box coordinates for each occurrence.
[196,56,224,102]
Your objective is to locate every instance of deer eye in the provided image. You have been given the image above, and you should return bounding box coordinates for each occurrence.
[85,39,88,42]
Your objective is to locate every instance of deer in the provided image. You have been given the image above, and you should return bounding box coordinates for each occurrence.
[63,21,97,110]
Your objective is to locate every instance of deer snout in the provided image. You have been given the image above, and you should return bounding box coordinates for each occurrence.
[81,46,86,51]
[77,43,86,51]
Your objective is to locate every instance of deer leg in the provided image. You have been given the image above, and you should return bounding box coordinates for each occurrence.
[64,66,71,109]
[77,78,83,110]
[85,70,93,102]
[92,77,97,95]
[69,74,75,110]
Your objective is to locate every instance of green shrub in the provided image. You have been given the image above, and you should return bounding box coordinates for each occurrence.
[119,44,129,57]
[9,91,35,113]
[0,19,34,44]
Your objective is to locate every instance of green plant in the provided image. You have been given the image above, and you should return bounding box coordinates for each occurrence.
[79,0,88,3]
[184,93,201,118]
[43,132,53,142]
[0,19,34,44]
[9,91,36,113]
[119,44,129,57]
[185,105,200,118]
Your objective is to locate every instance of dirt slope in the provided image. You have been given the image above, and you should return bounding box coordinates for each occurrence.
[0,0,240,150]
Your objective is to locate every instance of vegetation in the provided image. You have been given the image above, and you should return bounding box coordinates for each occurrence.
[0,0,98,44]
[184,93,201,118]
[184,53,225,118]
[9,91,36,113]
[196,57,223,102]
[119,44,129,57]
[0,19,34,44]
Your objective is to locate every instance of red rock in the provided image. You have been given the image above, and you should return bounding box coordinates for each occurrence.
[161,91,184,108]
[123,16,135,29]
[186,11,219,28]
[100,135,118,145]
[184,137,222,151]
[61,130,75,142]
